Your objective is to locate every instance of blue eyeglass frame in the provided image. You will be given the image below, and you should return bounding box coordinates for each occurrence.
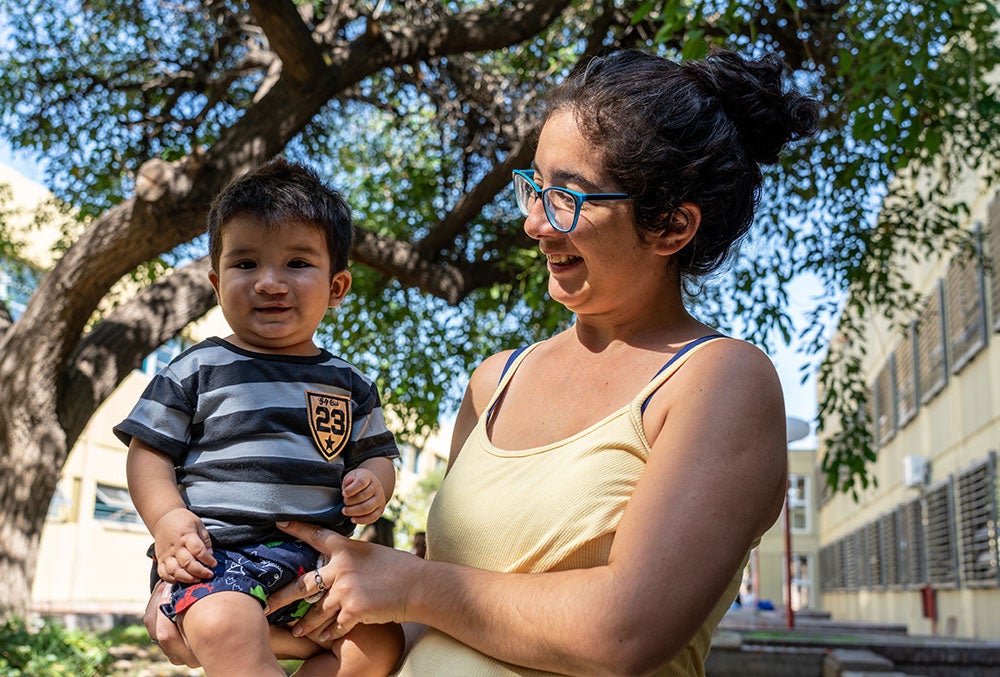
[512,169,631,233]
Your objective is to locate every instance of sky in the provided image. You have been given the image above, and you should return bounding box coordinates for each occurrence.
[0,139,826,448]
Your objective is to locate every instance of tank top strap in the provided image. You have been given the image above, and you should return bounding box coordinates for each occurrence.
[485,344,540,423]
[639,334,727,414]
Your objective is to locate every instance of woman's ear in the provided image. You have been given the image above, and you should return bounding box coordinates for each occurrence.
[653,203,702,256]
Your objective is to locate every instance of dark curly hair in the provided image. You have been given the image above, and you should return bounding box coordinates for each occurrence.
[545,49,819,277]
[207,157,353,275]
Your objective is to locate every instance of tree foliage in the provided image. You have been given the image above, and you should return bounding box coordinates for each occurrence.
[0,0,998,613]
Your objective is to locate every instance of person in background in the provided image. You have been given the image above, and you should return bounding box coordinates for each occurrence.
[410,532,427,559]
[358,517,396,548]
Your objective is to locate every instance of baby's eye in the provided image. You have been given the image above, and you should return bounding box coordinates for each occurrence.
[233,260,256,270]
[288,259,312,269]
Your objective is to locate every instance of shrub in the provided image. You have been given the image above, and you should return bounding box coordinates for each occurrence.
[0,616,113,676]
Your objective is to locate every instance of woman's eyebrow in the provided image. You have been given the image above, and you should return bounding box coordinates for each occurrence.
[529,163,604,192]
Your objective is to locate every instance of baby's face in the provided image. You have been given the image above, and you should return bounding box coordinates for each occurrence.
[208,217,349,356]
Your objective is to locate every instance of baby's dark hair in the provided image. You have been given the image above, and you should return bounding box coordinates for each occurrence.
[546,49,819,277]
[207,158,353,274]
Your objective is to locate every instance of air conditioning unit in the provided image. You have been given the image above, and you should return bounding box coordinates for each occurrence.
[903,455,929,489]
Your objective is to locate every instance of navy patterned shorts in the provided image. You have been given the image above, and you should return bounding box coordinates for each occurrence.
[160,540,321,627]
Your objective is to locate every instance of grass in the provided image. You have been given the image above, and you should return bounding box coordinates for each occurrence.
[0,617,303,676]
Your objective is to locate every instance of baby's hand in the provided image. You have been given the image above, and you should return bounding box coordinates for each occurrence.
[341,468,386,525]
[151,508,217,584]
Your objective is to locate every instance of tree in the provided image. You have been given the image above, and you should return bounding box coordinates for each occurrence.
[0,0,997,615]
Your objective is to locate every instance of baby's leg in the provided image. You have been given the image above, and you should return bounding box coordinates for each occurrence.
[178,591,285,677]
[293,622,405,677]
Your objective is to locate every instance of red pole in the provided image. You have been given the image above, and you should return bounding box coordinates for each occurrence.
[784,480,795,629]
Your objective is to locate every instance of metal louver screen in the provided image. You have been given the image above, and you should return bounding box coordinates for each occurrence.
[866,521,882,587]
[916,282,947,404]
[880,511,901,587]
[874,360,896,447]
[944,243,986,374]
[987,195,1000,332]
[895,330,918,427]
[900,498,926,588]
[844,531,859,590]
[956,452,999,587]
[925,480,958,586]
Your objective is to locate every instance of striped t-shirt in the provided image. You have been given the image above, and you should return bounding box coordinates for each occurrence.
[114,337,399,548]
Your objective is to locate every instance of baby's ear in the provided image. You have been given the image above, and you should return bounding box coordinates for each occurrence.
[328,269,352,307]
[208,269,221,299]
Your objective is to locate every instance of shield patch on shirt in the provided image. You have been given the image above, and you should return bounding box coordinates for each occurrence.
[305,391,352,461]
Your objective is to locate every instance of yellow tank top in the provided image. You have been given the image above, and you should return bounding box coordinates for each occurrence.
[397,339,749,676]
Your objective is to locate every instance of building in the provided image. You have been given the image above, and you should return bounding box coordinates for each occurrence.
[745,445,822,613]
[816,173,1000,638]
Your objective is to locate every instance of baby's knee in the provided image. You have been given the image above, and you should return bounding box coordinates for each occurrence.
[179,592,265,648]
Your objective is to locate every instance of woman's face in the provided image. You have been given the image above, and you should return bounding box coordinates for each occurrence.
[524,110,669,317]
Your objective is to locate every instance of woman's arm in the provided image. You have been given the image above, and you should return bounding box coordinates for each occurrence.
[269,340,786,674]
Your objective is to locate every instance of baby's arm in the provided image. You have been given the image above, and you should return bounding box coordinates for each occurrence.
[341,457,395,525]
[126,438,217,583]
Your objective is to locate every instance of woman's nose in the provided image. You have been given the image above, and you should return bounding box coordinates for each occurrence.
[522,196,555,240]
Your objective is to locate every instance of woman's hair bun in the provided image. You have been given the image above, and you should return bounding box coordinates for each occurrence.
[688,50,819,164]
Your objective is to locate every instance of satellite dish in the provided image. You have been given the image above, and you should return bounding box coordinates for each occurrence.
[786,416,810,443]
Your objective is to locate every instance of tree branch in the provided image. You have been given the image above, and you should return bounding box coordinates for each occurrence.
[352,226,468,305]
[0,300,11,337]
[60,257,218,443]
[249,0,327,88]
[416,137,536,258]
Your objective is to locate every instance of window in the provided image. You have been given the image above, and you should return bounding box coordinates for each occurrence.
[925,479,958,586]
[879,511,901,587]
[894,326,919,428]
[787,474,810,533]
[93,483,141,525]
[788,554,813,610]
[142,339,184,376]
[986,192,1000,331]
[45,485,73,523]
[955,453,999,587]
[832,538,846,591]
[899,498,926,588]
[818,545,834,593]
[864,521,882,588]
[844,530,860,591]
[944,238,987,374]
[0,260,41,321]
[872,358,896,447]
[916,281,948,404]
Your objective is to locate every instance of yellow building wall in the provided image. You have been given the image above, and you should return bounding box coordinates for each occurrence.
[31,375,154,615]
[748,447,821,610]
[817,173,1000,639]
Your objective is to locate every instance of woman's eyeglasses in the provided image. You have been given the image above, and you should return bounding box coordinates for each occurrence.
[512,170,631,233]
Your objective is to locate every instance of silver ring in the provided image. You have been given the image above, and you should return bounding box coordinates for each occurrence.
[304,568,327,603]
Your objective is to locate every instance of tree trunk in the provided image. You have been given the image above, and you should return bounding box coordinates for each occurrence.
[0,336,67,615]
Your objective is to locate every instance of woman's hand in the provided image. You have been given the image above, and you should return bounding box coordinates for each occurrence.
[266,521,420,641]
[145,579,200,668]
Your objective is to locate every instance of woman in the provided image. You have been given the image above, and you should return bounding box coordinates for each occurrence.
[149,48,818,675]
